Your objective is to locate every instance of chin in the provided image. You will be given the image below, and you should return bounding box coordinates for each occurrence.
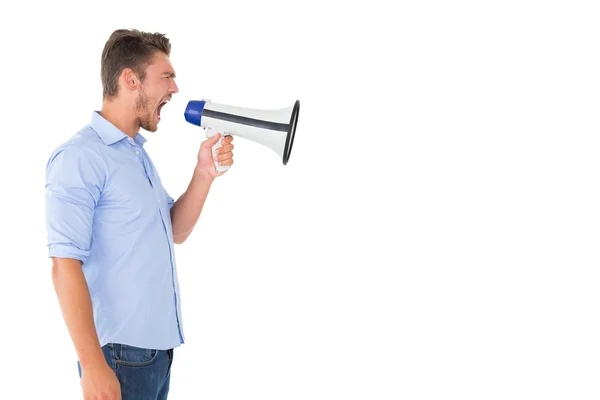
[139,116,159,133]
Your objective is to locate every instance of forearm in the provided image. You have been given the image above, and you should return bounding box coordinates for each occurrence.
[170,167,214,244]
[51,257,105,370]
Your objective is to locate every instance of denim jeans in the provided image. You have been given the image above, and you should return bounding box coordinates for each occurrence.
[78,343,174,399]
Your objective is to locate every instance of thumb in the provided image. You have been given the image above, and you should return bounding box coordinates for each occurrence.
[202,133,220,148]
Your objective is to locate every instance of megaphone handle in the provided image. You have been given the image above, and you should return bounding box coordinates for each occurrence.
[207,129,231,173]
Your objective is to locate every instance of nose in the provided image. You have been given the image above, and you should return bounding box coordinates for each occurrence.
[171,79,179,94]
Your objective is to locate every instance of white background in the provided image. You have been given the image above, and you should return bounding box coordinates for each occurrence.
[0,0,599,399]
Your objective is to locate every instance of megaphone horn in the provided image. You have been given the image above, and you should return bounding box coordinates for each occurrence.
[184,99,300,173]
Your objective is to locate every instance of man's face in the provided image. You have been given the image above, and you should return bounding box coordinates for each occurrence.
[135,51,179,132]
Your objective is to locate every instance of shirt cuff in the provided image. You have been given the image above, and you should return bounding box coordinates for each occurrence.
[48,244,90,264]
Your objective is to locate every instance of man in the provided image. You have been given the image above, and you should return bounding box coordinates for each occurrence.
[44,29,233,399]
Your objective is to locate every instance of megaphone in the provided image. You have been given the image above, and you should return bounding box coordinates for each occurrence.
[184,99,300,173]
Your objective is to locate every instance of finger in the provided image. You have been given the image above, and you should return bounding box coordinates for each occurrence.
[215,151,233,162]
[215,144,234,154]
[222,135,233,144]
[218,158,234,167]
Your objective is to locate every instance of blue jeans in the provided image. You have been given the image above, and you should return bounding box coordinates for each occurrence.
[78,343,174,399]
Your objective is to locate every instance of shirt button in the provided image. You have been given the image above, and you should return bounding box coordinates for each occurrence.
[135,150,140,155]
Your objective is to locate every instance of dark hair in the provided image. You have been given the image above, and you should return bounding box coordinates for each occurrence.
[101,29,171,99]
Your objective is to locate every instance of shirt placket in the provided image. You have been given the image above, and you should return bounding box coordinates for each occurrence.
[127,137,184,343]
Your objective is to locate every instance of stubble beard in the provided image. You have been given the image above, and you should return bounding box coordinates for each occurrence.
[135,86,157,133]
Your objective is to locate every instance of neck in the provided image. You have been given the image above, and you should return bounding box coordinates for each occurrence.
[100,97,139,138]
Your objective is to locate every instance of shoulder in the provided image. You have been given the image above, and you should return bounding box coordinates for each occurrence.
[47,125,106,164]
[46,126,108,183]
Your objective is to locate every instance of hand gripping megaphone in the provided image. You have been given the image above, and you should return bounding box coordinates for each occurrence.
[184,99,300,173]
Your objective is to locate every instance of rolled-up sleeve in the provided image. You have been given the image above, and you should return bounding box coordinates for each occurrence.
[45,145,104,264]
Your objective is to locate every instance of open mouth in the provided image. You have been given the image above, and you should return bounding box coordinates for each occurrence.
[157,99,170,121]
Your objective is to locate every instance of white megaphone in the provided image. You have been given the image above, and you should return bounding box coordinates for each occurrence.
[184,99,300,173]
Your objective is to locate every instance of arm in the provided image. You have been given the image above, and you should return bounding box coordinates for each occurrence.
[52,258,121,398]
[51,257,105,370]
[45,145,121,398]
[170,133,234,244]
[170,171,214,244]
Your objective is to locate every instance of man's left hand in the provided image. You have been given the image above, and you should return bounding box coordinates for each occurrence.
[196,133,234,179]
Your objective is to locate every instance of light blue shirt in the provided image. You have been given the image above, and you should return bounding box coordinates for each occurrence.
[45,111,185,350]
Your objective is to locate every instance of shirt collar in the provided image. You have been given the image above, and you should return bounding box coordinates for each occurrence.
[90,111,147,146]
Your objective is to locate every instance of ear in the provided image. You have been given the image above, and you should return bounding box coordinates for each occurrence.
[121,68,140,92]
